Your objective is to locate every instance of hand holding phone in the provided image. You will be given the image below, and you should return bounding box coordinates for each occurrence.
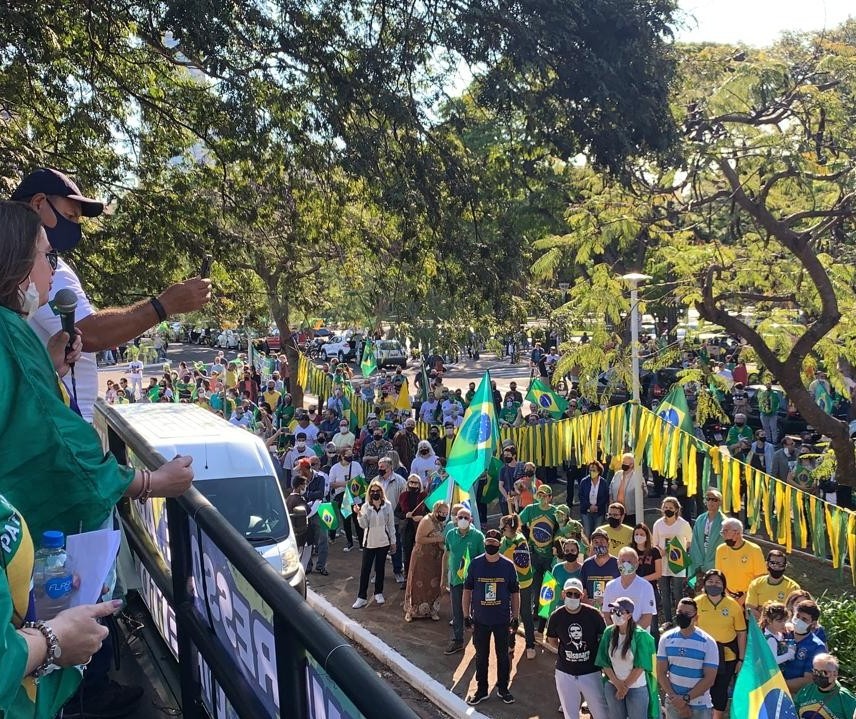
[200,254,212,278]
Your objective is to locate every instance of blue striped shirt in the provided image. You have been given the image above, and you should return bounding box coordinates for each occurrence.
[657,627,718,707]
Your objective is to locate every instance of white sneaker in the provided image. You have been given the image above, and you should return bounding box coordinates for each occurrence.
[394,572,405,584]
[374,593,385,605]
[352,598,368,609]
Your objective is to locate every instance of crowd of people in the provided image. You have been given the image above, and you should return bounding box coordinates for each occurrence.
[104,336,856,719]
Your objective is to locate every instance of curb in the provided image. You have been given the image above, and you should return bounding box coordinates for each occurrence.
[306,589,491,719]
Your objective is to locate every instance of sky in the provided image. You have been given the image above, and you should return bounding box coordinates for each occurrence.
[676,0,854,45]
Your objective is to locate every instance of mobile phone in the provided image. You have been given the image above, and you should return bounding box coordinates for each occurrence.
[200,254,212,278]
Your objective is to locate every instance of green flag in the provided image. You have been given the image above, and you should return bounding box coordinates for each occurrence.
[480,456,504,504]
[425,476,451,512]
[446,371,500,492]
[317,502,339,531]
[538,570,558,619]
[348,474,368,500]
[665,535,688,575]
[732,618,796,719]
[813,379,834,413]
[341,484,354,519]
[655,385,694,435]
[525,378,569,419]
[360,340,377,377]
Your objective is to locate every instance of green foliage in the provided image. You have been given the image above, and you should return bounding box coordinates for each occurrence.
[817,591,856,679]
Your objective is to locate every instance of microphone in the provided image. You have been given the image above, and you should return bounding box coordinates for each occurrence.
[53,288,79,405]
[53,288,78,355]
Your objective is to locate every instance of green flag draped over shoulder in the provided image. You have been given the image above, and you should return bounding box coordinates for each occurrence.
[665,536,688,575]
[732,618,797,719]
[525,378,568,419]
[317,502,339,530]
[538,570,558,618]
[655,385,694,434]
[446,371,500,492]
[361,340,377,377]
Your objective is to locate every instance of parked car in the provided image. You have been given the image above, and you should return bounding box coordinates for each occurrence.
[321,335,357,362]
[375,339,407,368]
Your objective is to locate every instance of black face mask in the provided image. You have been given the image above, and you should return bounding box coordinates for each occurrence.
[523,470,535,478]
[607,517,622,528]
[664,509,676,518]
[813,673,832,690]
[373,435,383,441]
[767,567,785,579]
[502,456,513,464]
[369,492,381,501]
[564,553,579,563]
[45,199,83,251]
[724,538,737,547]
[621,464,631,471]
[407,486,419,493]
[437,514,447,522]
[484,544,500,556]
[675,613,693,629]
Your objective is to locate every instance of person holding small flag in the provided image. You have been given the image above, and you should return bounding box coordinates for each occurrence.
[499,514,537,659]
[462,529,520,706]
[519,485,559,628]
[352,481,396,609]
[651,496,693,621]
[694,569,746,719]
[442,507,485,655]
[328,448,364,551]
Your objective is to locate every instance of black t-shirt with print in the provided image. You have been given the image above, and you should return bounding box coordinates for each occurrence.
[546,604,606,675]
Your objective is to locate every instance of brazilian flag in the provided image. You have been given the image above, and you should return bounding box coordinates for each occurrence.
[480,456,504,504]
[446,371,500,492]
[360,340,377,377]
[348,474,368,500]
[317,502,339,531]
[656,385,694,434]
[525,378,569,419]
[538,570,558,618]
[732,618,797,719]
[666,536,688,575]
[340,483,355,519]
[456,548,471,583]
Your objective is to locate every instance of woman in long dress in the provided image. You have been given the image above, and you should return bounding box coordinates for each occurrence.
[403,501,448,622]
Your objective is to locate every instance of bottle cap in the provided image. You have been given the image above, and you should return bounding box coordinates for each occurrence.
[41,530,65,549]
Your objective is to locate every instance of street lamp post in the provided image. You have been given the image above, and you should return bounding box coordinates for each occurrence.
[621,272,651,524]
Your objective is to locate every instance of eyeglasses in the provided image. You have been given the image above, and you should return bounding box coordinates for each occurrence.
[610,609,628,616]
[44,249,58,270]
[705,497,721,502]
[565,592,582,599]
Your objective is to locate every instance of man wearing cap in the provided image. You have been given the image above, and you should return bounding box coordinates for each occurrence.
[462,529,520,706]
[281,432,316,485]
[579,529,621,612]
[600,548,656,631]
[11,168,211,422]
[504,381,523,406]
[545,577,609,719]
[745,549,801,621]
[392,417,419,469]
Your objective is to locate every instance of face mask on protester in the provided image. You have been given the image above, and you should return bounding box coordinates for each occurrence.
[664,509,676,518]
[612,613,629,627]
[812,672,832,690]
[45,199,83,252]
[19,279,40,319]
[457,517,470,530]
[634,533,647,545]
[621,464,631,472]
[608,517,622,529]
[564,552,579,563]
[593,545,608,557]
[524,470,535,478]
[793,617,811,634]
[484,544,500,556]
[767,565,785,579]
[296,442,306,450]
[724,538,737,547]
[436,513,447,523]
[369,491,381,502]
[619,561,637,576]
[675,612,693,629]
[704,584,723,598]
[564,596,581,611]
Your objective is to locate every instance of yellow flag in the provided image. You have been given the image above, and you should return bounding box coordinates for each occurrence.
[394,380,411,411]
[730,458,742,513]
[848,513,856,585]
[686,443,697,497]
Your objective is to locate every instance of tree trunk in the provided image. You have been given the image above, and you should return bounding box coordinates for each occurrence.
[261,272,304,408]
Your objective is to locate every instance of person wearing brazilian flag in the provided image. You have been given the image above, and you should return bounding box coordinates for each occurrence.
[499,514,536,660]
[441,506,484,655]
[519,484,558,628]
[651,496,693,622]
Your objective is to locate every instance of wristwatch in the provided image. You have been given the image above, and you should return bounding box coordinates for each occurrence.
[683,694,691,704]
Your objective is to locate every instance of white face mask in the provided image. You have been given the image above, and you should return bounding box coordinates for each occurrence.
[612,613,629,627]
[564,597,580,611]
[20,278,40,319]
[457,518,470,530]
[633,534,647,545]
[793,617,811,634]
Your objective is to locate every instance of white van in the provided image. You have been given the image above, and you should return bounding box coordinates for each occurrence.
[93,401,305,599]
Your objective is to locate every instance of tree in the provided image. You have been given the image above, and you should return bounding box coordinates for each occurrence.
[539,28,856,484]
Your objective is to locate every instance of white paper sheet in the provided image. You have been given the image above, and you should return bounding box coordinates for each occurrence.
[66,529,122,606]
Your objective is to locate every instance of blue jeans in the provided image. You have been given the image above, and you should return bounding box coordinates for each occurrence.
[391,525,403,574]
[450,584,464,643]
[582,511,604,537]
[665,705,712,719]
[605,682,649,719]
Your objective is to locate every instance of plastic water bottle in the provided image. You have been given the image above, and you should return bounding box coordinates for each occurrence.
[33,530,74,620]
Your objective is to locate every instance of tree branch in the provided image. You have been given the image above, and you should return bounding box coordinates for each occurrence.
[712,291,797,305]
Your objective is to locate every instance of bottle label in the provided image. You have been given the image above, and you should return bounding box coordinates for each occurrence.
[45,575,73,599]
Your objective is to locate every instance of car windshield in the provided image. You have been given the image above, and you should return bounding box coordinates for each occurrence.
[378,341,401,350]
[195,476,290,543]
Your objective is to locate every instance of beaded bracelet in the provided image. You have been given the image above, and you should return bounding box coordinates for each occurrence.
[24,620,60,678]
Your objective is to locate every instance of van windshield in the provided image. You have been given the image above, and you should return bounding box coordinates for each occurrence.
[195,476,290,543]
